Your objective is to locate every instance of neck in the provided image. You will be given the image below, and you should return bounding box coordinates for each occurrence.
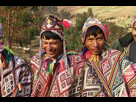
[51,58,57,62]
[93,54,98,58]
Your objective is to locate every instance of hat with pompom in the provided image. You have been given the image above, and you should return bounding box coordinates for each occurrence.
[40,14,72,40]
[35,15,73,81]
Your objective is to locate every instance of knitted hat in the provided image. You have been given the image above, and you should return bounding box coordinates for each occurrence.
[40,14,72,40]
[131,15,136,28]
[0,23,4,53]
[82,17,109,45]
[35,15,73,81]
[0,23,3,36]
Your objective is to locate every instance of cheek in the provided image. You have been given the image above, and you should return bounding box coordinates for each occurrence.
[42,44,46,49]
[132,29,136,34]
[86,42,93,50]
[85,41,92,48]
[53,45,60,52]
[99,40,105,46]
[97,41,105,50]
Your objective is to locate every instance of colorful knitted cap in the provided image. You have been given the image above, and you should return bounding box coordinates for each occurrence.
[0,23,3,37]
[82,17,109,45]
[131,15,136,28]
[36,15,72,81]
[41,14,72,40]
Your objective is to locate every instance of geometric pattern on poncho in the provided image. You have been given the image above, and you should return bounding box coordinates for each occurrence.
[78,48,136,97]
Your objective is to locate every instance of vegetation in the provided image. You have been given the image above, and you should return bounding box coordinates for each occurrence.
[0,6,128,62]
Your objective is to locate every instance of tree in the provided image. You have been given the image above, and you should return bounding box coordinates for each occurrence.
[65,8,94,52]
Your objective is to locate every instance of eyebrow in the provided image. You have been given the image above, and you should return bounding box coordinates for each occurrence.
[88,38,94,40]
[88,36,104,39]
[97,36,104,39]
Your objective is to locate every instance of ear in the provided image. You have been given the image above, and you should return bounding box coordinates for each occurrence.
[41,35,46,40]
[60,40,63,48]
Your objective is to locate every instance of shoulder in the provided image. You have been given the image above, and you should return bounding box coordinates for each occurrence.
[67,50,86,65]
[109,48,124,56]
[31,54,40,62]
[110,48,131,64]
[30,54,40,74]
[124,42,131,57]
[107,48,125,60]
[112,39,124,52]
[67,50,78,55]
[67,50,81,59]
[30,54,40,68]
[14,55,27,67]
[2,48,26,66]
[67,50,81,58]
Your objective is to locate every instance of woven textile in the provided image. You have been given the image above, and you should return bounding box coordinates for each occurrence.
[30,51,87,97]
[76,47,136,97]
[0,49,32,97]
[41,15,64,40]
[0,23,3,36]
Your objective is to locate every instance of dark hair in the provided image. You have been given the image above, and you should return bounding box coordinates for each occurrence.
[86,25,104,38]
[41,31,62,41]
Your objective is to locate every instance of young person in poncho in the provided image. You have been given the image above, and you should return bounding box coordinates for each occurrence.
[73,17,136,97]
[0,23,32,97]
[30,15,87,97]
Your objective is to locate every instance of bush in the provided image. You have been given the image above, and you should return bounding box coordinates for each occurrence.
[65,8,94,52]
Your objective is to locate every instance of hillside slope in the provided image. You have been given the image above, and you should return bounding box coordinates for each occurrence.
[58,6,136,32]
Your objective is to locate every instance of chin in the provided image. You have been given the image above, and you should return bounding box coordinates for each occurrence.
[91,51,99,55]
[49,54,58,59]
[48,55,55,58]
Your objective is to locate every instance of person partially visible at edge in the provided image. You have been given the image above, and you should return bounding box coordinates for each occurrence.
[75,17,136,97]
[0,23,32,97]
[112,15,136,63]
[30,15,87,97]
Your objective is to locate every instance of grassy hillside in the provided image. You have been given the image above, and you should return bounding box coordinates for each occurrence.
[57,6,136,47]
[58,6,136,32]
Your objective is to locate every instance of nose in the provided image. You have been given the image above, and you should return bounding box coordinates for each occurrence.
[47,44,53,51]
[93,40,99,47]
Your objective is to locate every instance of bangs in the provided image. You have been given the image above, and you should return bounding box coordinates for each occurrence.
[41,31,62,41]
[86,25,104,38]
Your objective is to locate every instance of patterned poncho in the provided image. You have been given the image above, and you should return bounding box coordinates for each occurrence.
[73,46,136,97]
[0,48,32,97]
[30,51,87,97]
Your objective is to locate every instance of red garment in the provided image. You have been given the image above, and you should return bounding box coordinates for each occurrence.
[31,53,87,97]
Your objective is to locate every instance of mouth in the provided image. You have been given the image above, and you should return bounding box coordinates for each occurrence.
[48,51,56,55]
[92,49,99,52]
